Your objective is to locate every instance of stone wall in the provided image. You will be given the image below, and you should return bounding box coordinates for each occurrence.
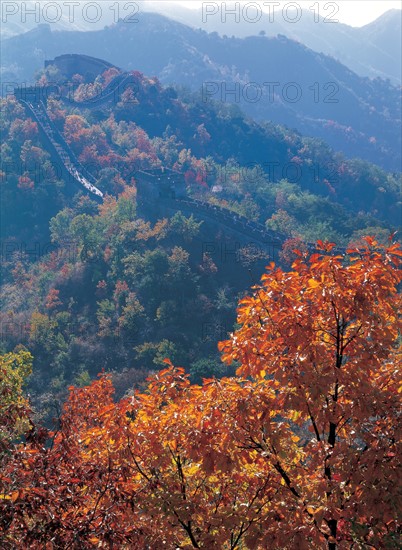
[45,54,119,82]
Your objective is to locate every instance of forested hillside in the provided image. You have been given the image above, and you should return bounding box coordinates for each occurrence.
[1,61,400,418]
[2,12,401,171]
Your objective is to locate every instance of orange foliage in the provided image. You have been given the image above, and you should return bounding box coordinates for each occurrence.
[10,118,38,142]
[280,236,309,265]
[44,289,62,310]
[17,175,34,190]
[1,240,401,549]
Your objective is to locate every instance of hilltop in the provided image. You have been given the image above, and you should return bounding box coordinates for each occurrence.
[2,12,401,171]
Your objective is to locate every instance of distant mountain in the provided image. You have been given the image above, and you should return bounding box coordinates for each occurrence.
[2,2,400,83]
[0,0,112,38]
[151,5,402,85]
[2,12,401,171]
[356,10,402,83]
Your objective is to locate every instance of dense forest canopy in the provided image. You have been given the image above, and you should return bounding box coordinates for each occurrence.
[1,239,401,548]
[1,61,400,417]
[0,31,401,548]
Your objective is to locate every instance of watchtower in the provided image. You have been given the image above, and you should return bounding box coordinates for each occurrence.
[136,168,186,199]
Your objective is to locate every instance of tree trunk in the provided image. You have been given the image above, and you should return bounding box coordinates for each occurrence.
[327,518,337,550]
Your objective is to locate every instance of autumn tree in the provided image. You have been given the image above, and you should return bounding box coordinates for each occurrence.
[219,238,402,548]
[0,350,32,457]
[1,240,401,549]
[0,367,278,549]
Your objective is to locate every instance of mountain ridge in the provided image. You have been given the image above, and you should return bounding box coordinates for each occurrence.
[2,13,401,171]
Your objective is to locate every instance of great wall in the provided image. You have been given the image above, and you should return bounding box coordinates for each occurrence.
[14,55,346,257]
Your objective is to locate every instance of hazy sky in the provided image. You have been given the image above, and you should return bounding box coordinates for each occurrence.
[171,1,402,27]
[1,1,400,36]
